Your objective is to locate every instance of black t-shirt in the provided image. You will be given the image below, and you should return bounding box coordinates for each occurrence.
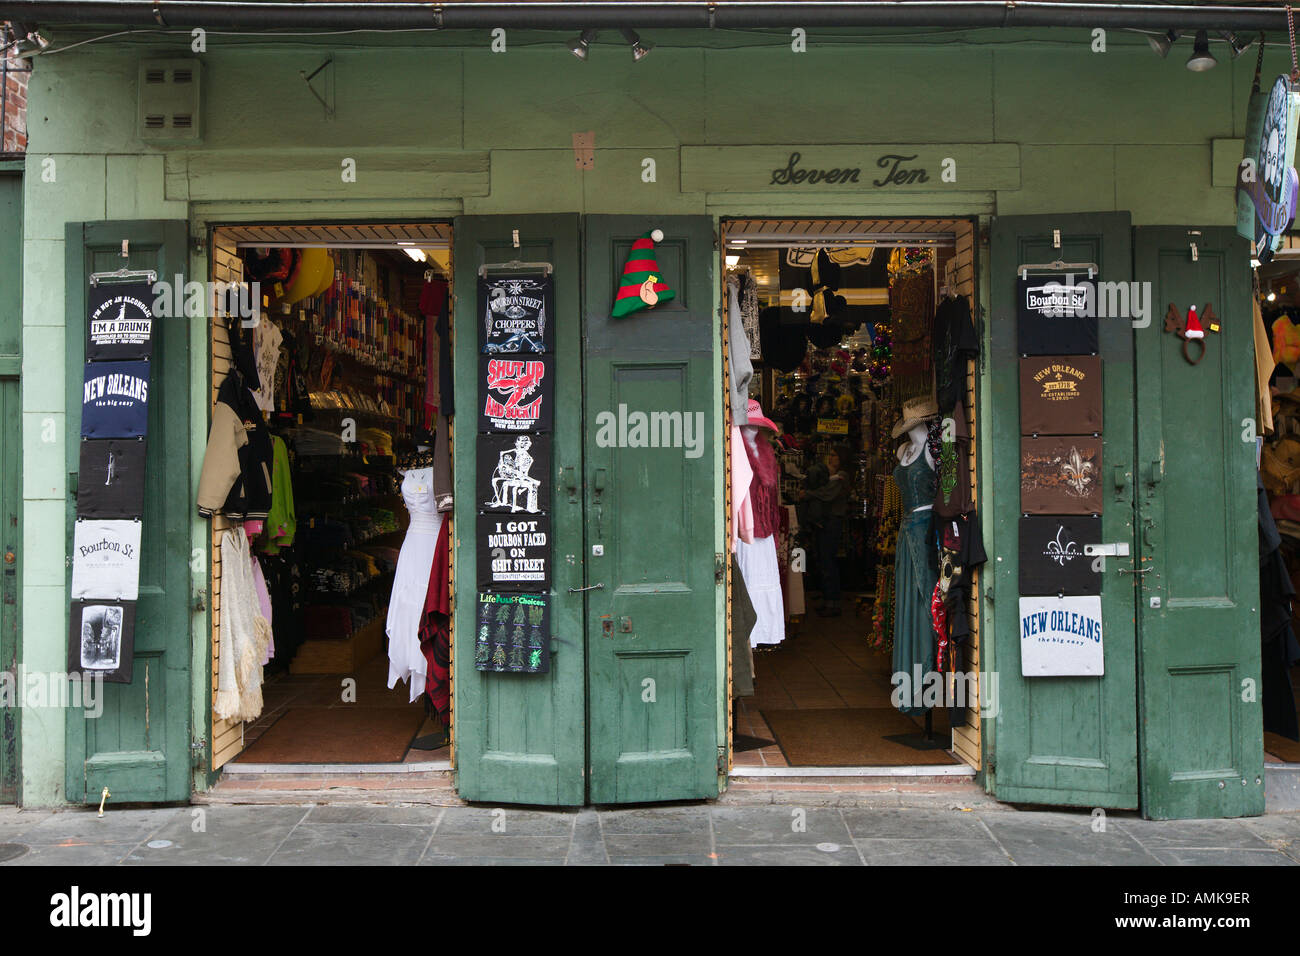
[1019,515,1102,596]
[1016,275,1099,356]
[933,296,979,414]
[78,439,147,518]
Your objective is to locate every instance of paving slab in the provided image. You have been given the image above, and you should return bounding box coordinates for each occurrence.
[603,833,714,859]
[269,823,431,866]
[16,808,182,846]
[1146,847,1296,866]
[978,813,1163,866]
[597,805,711,833]
[854,837,1012,866]
[305,805,445,827]
[715,844,862,866]
[566,809,609,865]
[8,842,137,865]
[709,805,853,845]
[435,807,575,836]
[422,835,570,861]
[1113,817,1273,850]
[121,806,308,866]
[841,807,991,840]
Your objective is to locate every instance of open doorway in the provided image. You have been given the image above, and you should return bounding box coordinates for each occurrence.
[205,222,455,772]
[1253,244,1300,768]
[722,218,982,773]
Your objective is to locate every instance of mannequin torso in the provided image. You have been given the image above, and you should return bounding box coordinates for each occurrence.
[896,422,935,470]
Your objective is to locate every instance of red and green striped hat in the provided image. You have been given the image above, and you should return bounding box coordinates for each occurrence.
[612,229,675,318]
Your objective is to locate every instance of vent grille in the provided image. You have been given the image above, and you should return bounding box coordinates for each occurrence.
[138,58,202,142]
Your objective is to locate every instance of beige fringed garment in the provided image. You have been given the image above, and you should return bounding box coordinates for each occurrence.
[215,528,270,722]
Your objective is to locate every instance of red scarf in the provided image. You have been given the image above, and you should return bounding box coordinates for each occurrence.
[744,428,781,539]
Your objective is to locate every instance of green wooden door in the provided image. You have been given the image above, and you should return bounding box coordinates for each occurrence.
[1133,226,1263,819]
[582,215,720,803]
[64,221,192,804]
[452,214,586,805]
[989,212,1140,808]
[0,170,20,803]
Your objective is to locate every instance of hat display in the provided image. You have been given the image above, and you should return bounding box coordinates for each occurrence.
[745,398,781,434]
[891,395,939,438]
[611,229,675,318]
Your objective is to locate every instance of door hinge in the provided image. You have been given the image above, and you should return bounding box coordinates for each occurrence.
[717,746,727,774]
[715,553,725,585]
[986,752,995,771]
[190,737,208,769]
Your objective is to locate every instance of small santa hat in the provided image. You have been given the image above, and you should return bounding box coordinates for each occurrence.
[1184,304,1205,340]
[612,229,675,318]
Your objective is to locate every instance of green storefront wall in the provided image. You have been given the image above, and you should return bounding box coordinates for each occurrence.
[10,25,1274,813]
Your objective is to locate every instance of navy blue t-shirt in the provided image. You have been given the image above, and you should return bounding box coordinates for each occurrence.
[81,360,150,439]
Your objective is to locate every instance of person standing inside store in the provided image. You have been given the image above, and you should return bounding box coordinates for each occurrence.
[799,444,853,617]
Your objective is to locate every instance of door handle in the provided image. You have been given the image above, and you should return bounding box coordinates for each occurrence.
[594,467,606,494]
[1145,459,1163,487]
[562,465,577,503]
[1113,464,1129,498]
[568,583,605,593]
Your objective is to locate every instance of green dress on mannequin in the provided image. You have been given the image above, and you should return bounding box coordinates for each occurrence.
[892,452,939,715]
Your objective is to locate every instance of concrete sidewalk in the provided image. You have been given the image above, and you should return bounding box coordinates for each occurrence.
[0,801,1296,865]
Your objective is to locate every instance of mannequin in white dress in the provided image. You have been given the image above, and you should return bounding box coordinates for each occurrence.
[386,450,444,702]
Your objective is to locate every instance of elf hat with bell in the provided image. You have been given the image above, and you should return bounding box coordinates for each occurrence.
[612,229,676,318]
[1184,304,1205,340]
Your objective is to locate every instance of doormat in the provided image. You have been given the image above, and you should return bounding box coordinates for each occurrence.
[235,706,426,764]
[1265,732,1300,763]
[760,708,961,767]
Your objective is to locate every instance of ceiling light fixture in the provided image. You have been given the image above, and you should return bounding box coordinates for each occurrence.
[1148,29,1180,58]
[1186,30,1217,71]
[403,247,427,263]
[1219,31,1254,59]
[569,28,598,60]
[620,28,653,62]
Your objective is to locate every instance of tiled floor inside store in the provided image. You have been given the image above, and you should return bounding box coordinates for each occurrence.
[235,654,449,765]
[733,597,954,769]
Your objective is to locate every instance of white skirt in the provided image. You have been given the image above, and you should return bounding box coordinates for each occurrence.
[737,534,785,648]
[386,510,444,701]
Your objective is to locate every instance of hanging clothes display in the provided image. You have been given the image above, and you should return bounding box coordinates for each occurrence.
[727,275,754,426]
[738,411,786,647]
[386,463,444,702]
[419,516,453,726]
[215,527,271,722]
[891,450,939,715]
[730,554,758,697]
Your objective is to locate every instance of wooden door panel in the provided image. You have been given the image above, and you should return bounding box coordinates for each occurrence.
[452,214,585,806]
[64,221,192,804]
[989,212,1140,808]
[1133,226,1263,819]
[583,215,719,804]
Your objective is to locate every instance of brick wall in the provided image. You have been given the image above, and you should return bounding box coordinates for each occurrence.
[2,24,28,154]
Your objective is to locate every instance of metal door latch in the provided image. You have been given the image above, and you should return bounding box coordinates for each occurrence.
[568,583,604,593]
[1083,543,1130,557]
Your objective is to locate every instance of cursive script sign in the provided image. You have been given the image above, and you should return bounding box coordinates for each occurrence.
[681,144,1021,193]
[769,151,930,187]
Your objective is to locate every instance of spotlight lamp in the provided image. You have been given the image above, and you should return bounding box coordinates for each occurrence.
[1186,30,1217,72]
[1148,29,1180,58]
[568,28,598,60]
[620,28,653,62]
[1219,31,1254,60]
